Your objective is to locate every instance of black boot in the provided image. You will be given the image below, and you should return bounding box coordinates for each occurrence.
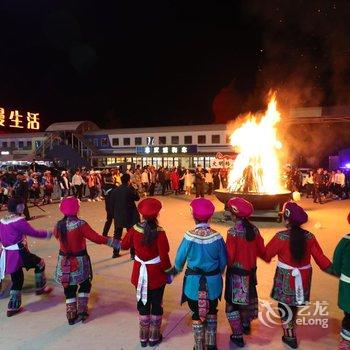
[112,248,120,258]
[227,311,245,347]
[282,335,298,349]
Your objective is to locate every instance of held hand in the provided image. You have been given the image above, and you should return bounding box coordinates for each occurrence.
[166,266,179,277]
[107,237,121,251]
[324,264,338,277]
[166,274,174,284]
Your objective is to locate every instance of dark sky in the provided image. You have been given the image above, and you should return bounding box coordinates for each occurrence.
[0,0,350,131]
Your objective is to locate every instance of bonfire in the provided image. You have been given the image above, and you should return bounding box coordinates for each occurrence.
[227,93,284,195]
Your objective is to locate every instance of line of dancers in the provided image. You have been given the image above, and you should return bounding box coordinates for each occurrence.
[0,195,349,350]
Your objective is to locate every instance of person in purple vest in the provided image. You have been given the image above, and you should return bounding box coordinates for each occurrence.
[0,197,53,316]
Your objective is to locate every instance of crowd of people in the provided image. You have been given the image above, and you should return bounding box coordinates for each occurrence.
[0,168,349,349]
[0,163,230,217]
[285,165,349,204]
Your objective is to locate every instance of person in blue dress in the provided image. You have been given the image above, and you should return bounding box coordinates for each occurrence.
[174,198,227,350]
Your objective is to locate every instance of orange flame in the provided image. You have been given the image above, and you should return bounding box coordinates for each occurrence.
[228,93,283,194]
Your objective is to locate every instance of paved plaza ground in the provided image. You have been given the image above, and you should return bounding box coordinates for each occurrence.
[0,195,348,350]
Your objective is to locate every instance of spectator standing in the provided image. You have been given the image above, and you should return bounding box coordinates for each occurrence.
[110,174,140,258]
[305,170,314,198]
[141,168,150,197]
[184,169,193,196]
[87,171,97,202]
[195,165,205,198]
[313,168,324,204]
[205,169,214,195]
[170,168,180,195]
[72,169,84,200]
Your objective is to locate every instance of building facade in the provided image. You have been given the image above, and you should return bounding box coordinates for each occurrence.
[0,122,234,168]
[85,124,233,168]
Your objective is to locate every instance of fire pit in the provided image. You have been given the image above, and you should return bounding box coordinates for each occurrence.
[215,93,292,221]
[215,189,292,211]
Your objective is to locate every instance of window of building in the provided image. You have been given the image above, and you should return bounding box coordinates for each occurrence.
[112,138,119,146]
[146,136,155,145]
[124,137,131,146]
[198,135,206,144]
[26,141,32,148]
[159,136,166,145]
[171,136,179,145]
[10,141,16,148]
[184,135,192,144]
[18,141,24,148]
[93,138,99,147]
[2,141,7,148]
[135,137,142,145]
[212,134,220,144]
[101,138,108,147]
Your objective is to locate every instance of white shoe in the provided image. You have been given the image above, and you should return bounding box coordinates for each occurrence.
[97,198,102,202]
[88,199,92,202]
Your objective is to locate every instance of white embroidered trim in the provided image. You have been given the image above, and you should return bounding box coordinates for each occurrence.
[66,298,77,304]
[341,329,350,341]
[77,293,90,298]
[0,216,24,225]
[184,232,223,245]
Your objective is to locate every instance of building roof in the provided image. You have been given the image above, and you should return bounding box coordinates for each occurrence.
[46,120,99,132]
[85,123,227,135]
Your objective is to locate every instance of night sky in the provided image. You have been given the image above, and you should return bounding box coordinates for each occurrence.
[0,1,350,131]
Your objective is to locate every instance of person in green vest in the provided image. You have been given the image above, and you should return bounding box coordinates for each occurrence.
[333,212,350,350]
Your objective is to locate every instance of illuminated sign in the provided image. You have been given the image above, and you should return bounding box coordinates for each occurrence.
[136,145,198,155]
[210,152,235,168]
[0,108,40,130]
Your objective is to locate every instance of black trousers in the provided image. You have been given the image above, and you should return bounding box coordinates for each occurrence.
[89,186,96,200]
[161,182,167,195]
[11,269,25,291]
[278,302,297,321]
[74,185,83,200]
[187,298,218,320]
[206,183,213,195]
[137,285,165,316]
[306,183,314,197]
[195,183,205,198]
[102,215,115,236]
[149,183,156,196]
[313,185,322,203]
[64,279,92,299]
[11,253,44,291]
[23,203,31,220]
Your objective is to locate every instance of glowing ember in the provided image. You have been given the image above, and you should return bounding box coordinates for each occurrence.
[227,93,284,194]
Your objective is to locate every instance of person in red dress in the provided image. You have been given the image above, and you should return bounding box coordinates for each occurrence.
[121,198,172,348]
[265,201,333,349]
[225,197,266,348]
[53,197,120,325]
[170,168,180,195]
